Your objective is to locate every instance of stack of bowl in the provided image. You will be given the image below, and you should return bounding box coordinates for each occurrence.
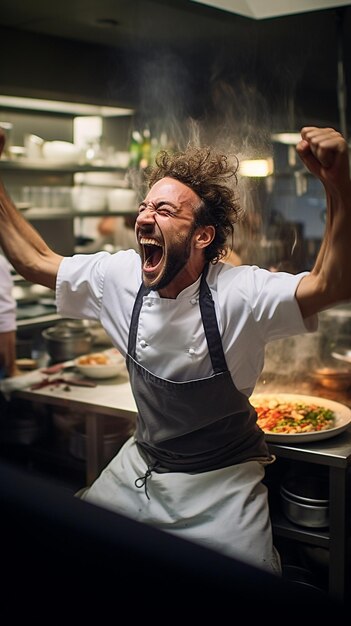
[280,472,329,528]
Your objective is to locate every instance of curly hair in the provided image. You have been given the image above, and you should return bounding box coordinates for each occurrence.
[145,146,241,263]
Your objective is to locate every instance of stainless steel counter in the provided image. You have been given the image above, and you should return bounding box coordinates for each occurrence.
[15,370,136,485]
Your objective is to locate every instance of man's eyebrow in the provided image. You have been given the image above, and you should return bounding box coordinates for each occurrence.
[157,200,178,209]
[139,200,178,209]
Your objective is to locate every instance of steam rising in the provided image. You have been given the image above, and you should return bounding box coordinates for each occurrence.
[127,48,313,271]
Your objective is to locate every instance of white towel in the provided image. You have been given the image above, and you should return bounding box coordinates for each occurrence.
[0,371,45,400]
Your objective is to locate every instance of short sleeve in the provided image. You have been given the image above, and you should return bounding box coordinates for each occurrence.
[248,268,318,341]
[56,252,111,320]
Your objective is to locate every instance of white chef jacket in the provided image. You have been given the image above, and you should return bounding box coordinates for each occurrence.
[57,250,316,572]
[0,255,16,333]
[57,250,315,396]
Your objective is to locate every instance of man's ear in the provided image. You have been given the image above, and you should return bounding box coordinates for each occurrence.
[194,225,215,249]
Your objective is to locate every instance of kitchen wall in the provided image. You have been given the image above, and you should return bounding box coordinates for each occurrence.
[0,5,348,267]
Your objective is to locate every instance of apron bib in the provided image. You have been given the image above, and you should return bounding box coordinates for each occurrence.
[126,264,272,481]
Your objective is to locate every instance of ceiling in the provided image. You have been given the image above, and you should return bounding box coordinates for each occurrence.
[0,0,350,136]
[192,0,351,19]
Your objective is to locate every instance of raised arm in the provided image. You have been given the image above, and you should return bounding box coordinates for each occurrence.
[295,126,351,318]
[0,130,63,289]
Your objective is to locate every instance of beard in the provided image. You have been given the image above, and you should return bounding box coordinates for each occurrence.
[144,224,196,291]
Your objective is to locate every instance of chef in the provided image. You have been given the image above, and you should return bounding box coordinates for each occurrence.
[0,127,350,573]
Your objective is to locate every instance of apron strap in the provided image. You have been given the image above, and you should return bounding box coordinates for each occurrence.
[127,265,228,374]
[199,264,229,374]
[127,281,151,359]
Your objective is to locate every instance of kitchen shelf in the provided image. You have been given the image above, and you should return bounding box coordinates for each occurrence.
[21,207,136,220]
[271,509,330,548]
[266,432,351,604]
[0,159,127,174]
[16,311,61,329]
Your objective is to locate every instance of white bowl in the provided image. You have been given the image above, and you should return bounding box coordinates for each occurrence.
[107,188,137,213]
[75,351,125,379]
[71,186,110,212]
[113,151,130,168]
[43,141,81,163]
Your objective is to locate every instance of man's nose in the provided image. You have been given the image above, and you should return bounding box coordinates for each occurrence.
[137,206,157,224]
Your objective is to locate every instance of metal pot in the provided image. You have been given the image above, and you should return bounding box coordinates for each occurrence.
[280,471,329,528]
[280,491,329,528]
[42,321,94,362]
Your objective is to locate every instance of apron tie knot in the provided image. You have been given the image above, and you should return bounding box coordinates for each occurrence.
[134,462,158,499]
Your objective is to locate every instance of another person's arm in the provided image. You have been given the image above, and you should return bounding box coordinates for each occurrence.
[0,257,17,377]
[0,131,62,289]
[97,216,116,237]
[295,127,351,318]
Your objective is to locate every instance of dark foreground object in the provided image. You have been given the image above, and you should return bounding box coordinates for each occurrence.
[0,460,344,624]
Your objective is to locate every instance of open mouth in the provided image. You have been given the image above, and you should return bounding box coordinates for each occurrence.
[140,237,164,272]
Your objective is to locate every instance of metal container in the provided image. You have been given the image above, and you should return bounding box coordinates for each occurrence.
[42,321,93,362]
[282,565,324,594]
[280,471,329,528]
[280,490,329,528]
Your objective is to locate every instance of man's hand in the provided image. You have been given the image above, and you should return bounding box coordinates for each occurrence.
[295,126,351,317]
[296,127,350,194]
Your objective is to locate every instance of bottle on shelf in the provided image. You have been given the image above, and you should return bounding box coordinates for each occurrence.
[140,129,151,169]
[128,131,143,169]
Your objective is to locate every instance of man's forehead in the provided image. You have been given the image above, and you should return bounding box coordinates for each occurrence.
[146,177,200,205]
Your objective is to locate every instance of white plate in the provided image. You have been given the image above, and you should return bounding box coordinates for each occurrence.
[250,393,351,442]
[331,349,351,364]
[75,351,126,379]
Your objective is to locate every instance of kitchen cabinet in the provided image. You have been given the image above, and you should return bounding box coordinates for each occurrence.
[9,375,136,487]
[267,436,351,604]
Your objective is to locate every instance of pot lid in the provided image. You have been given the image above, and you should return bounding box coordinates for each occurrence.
[43,322,92,339]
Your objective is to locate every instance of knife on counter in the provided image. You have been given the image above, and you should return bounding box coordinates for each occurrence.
[31,376,97,389]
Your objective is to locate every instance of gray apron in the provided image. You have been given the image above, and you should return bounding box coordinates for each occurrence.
[126,264,272,495]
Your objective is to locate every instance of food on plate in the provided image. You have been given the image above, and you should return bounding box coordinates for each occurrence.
[77,353,111,366]
[251,397,335,434]
[75,350,125,379]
